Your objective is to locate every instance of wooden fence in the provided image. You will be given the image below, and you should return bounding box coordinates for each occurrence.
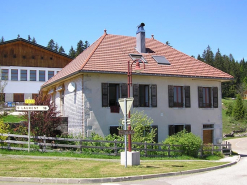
[0,133,231,157]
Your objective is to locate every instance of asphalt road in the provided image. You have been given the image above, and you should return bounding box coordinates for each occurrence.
[111,138,247,185]
[0,138,246,185]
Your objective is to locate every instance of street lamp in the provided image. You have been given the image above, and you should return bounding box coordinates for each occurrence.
[127,59,145,152]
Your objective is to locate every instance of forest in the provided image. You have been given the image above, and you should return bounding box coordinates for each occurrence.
[196,45,246,98]
[1,35,245,98]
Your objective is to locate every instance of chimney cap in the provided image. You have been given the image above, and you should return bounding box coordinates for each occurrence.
[138,23,145,28]
[136,23,145,34]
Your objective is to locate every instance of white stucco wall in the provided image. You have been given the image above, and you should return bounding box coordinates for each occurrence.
[80,73,222,143]
[53,76,83,136]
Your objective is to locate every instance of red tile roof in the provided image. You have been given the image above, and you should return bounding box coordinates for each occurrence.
[42,31,233,88]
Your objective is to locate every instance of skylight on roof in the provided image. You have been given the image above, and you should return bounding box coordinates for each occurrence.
[152,55,170,65]
[129,54,147,63]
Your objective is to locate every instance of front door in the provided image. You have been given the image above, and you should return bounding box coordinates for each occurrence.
[203,130,213,144]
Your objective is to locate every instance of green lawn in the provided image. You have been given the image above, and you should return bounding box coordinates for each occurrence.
[222,98,247,135]
[2,114,26,123]
[0,155,226,178]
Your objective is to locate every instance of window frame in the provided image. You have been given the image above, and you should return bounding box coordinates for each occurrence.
[48,71,54,80]
[168,124,191,136]
[133,84,157,107]
[11,69,18,81]
[168,85,190,108]
[30,70,36,81]
[198,86,218,108]
[1,69,8,80]
[20,70,27,81]
[39,70,45,81]
[102,83,127,107]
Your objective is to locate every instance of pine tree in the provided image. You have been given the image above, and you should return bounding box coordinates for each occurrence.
[58,46,65,53]
[0,36,4,43]
[47,39,55,50]
[28,35,31,41]
[202,45,214,66]
[32,37,36,43]
[54,42,59,52]
[232,94,245,120]
[76,40,84,56]
[69,46,76,58]
[215,48,224,71]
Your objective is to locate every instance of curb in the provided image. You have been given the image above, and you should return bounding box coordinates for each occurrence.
[0,155,241,184]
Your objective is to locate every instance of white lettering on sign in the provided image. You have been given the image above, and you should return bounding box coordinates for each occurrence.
[16,106,49,111]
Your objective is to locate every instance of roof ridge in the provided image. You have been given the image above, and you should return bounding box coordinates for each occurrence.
[80,31,107,70]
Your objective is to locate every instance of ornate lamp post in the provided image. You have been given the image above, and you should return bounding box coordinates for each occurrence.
[127,59,145,152]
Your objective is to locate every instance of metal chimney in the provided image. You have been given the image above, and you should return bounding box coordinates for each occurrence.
[136,23,146,53]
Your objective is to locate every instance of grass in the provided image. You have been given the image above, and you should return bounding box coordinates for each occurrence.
[1,114,26,123]
[0,155,227,178]
[222,98,247,135]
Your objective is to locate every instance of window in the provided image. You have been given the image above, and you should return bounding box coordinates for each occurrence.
[32,94,38,99]
[169,125,191,136]
[20,70,27,81]
[13,93,24,102]
[133,84,157,107]
[30,70,36,81]
[48,71,54,80]
[11,69,18,81]
[168,85,190,108]
[1,69,8,80]
[198,87,218,108]
[39,70,45,81]
[102,83,127,107]
[110,126,122,136]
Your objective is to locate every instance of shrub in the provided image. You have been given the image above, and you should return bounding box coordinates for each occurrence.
[162,130,202,157]
[0,119,9,144]
[232,94,246,120]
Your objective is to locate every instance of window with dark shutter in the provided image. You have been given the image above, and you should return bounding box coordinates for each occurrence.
[151,85,157,107]
[168,85,174,107]
[121,83,128,98]
[133,84,139,107]
[213,87,218,108]
[184,86,191,108]
[198,86,203,108]
[102,83,108,107]
[185,125,191,132]
[169,125,175,136]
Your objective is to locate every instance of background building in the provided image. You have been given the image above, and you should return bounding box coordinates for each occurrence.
[0,38,72,106]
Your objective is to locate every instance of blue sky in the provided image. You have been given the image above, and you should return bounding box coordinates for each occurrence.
[1,0,246,62]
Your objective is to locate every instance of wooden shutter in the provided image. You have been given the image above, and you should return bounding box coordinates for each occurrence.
[14,93,24,102]
[133,84,139,107]
[102,83,108,107]
[184,86,191,108]
[213,87,218,108]
[169,125,175,136]
[198,86,203,108]
[185,125,191,133]
[168,85,174,107]
[151,84,157,107]
[121,83,128,98]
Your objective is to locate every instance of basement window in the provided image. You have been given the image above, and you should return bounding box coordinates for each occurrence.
[129,54,147,63]
[152,55,170,65]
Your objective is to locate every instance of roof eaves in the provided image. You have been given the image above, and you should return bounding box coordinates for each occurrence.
[0,38,72,59]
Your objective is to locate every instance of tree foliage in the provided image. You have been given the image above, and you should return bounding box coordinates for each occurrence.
[19,92,62,137]
[0,119,9,141]
[197,46,246,98]
[232,94,245,120]
[163,130,202,157]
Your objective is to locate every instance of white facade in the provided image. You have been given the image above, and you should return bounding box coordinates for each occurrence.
[51,73,222,143]
[1,66,61,102]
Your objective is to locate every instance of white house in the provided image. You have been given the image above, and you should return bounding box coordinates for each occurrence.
[0,38,72,105]
[41,24,233,144]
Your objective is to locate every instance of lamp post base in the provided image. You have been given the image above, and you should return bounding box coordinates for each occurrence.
[121,151,140,166]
